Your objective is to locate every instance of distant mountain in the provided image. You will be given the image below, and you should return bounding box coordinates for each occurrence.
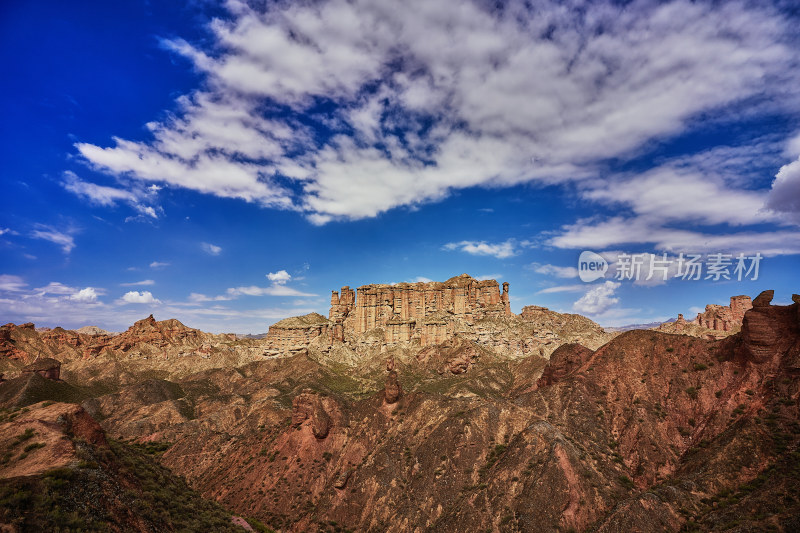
[606,318,674,332]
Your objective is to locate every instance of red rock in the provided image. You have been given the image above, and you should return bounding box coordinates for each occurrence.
[537,343,595,387]
[384,370,401,404]
[291,391,332,439]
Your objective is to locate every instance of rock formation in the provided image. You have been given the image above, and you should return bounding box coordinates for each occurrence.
[263,313,332,355]
[21,357,61,380]
[260,275,612,363]
[656,294,753,339]
[291,391,333,439]
[330,273,511,346]
[693,295,752,332]
[384,370,401,404]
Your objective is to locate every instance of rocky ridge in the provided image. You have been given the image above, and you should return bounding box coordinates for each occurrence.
[2,285,799,532]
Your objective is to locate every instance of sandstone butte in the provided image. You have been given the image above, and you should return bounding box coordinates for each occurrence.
[1,281,799,533]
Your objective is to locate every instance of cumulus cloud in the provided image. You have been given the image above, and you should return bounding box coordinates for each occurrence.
[31,225,76,253]
[266,270,291,284]
[73,0,799,224]
[69,287,98,302]
[120,291,161,304]
[766,156,800,224]
[573,281,621,315]
[201,242,222,255]
[443,239,516,259]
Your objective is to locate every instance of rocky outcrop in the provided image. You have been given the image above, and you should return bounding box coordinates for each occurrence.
[536,343,594,387]
[21,357,61,380]
[330,274,511,346]
[263,313,331,356]
[693,295,752,332]
[734,290,800,365]
[416,337,485,375]
[384,370,401,404]
[0,402,107,480]
[291,391,332,439]
[110,315,206,352]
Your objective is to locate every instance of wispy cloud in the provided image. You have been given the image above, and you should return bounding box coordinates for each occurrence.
[31,224,76,253]
[201,242,222,255]
[443,239,517,259]
[121,279,155,287]
[532,263,578,279]
[0,274,27,292]
[537,284,584,294]
[150,261,170,269]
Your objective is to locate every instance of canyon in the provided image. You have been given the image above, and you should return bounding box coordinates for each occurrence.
[1,277,799,532]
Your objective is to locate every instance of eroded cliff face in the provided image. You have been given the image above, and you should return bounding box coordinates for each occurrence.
[262,274,613,363]
[332,273,511,344]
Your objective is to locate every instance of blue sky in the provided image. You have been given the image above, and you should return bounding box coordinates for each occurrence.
[1,0,799,333]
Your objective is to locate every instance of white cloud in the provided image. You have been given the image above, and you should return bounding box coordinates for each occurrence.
[119,291,161,304]
[121,279,155,287]
[443,239,517,259]
[150,261,170,269]
[266,270,291,284]
[69,287,98,303]
[0,275,26,292]
[532,263,578,279]
[201,242,222,255]
[34,282,78,295]
[766,156,800,224]
[73,0,799,223]
[573,281,621,315]
[62,171,159,219]
[582,166,778,227]
[31,225,76,253]
[536,284,584,294]
[412,276,433,283]
[549,216,800,257]
[0,228,19,236]
[226,285,315,298]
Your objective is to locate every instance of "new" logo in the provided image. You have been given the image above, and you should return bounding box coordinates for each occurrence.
[578,251,608,282]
